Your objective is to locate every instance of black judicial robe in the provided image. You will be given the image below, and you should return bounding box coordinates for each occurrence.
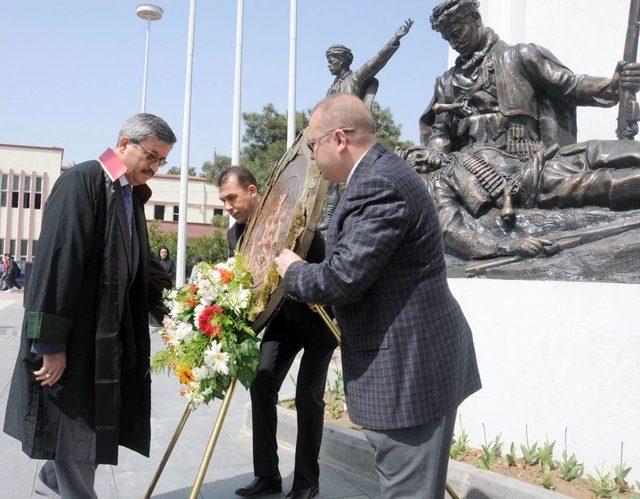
[3,159,171,464]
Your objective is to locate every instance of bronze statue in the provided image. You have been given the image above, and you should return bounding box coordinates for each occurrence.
[401,0,640,280]
[325,19,414,109]
[320,19,414,232]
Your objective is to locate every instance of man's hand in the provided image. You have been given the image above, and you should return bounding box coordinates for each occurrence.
[34,352,67,387]
[610,61,640,93]
[275,249,303,278]
[511,236,559,258]
[395,19,414,39]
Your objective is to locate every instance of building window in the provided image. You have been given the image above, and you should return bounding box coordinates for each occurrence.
[154,204,165,220]
[23,177,31,208]
[173,205,179,222]
[0,239,3,254]
[32,239,38,258]
[0,174,7,207]
[9,240,15,256]
[20,240,28,260]
[214,208,223,216]
[35,176,42,209]
[11,175,19,208]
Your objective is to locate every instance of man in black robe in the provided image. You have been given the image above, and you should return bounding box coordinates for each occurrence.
[3,113,174,497]
[217,167,337,499]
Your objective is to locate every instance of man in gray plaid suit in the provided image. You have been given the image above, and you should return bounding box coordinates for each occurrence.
[276,94,481,498]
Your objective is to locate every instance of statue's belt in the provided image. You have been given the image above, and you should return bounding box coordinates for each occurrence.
[456,152,508,200]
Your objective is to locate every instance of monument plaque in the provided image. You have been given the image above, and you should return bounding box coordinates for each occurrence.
[239,132,328,331]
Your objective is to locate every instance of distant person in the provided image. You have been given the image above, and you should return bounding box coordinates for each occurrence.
[3,113,174,498]
[158,246,176,284]
[3,255,21,292]
[0,253,10,290]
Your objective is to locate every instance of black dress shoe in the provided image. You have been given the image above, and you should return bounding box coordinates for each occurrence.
[284,483,319,499]
[234,476,282,496]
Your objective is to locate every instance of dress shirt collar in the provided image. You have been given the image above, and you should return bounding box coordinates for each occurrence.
[346,147,371,186]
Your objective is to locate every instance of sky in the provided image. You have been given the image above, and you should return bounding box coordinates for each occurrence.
[1,1,447,172]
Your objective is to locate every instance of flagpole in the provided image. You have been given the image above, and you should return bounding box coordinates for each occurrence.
[176,0,197,287]
[231,0,244,165]
[286,0,297,149]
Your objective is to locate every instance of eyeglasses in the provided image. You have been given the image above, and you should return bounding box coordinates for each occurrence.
[306,127,355,153]
[131,140,168,167]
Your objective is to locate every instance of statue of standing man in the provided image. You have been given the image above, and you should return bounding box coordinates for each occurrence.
[320,19,414,230]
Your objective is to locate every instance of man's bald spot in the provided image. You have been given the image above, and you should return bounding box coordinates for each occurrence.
[312,94,376,144]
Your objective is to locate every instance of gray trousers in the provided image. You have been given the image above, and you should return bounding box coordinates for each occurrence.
[34,460,98,499]
[362,409,457,499]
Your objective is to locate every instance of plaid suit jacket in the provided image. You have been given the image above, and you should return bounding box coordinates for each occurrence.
[283,142,481,430]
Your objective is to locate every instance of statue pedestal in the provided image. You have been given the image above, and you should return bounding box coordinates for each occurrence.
[450,277,640,479]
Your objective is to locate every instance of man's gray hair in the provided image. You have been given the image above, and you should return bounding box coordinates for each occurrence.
[117,113,177,145]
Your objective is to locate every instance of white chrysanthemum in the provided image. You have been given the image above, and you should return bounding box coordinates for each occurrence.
[192,366,210,381]
[173,322,196,343]
[204,341,230,375]
[170,299,185,318]
[193,304,206,325]
[162,316,178,333]
[224,286,251,313]
[210,270,222,285]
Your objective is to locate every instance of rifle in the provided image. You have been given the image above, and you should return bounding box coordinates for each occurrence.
[465,217,640,277]
[616,0,640,140]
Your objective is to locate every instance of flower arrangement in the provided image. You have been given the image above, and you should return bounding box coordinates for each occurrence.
[150,256,260,409]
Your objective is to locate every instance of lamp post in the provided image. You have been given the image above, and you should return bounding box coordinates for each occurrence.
[136,4,164,113]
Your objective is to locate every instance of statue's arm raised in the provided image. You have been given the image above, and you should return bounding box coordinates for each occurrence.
[353,19,413,83]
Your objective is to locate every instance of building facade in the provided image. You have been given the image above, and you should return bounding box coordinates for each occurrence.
[0,143,225,260]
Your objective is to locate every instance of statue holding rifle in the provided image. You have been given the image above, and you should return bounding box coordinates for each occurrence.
[402,0,640,279]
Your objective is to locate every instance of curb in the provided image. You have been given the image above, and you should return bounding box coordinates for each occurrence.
[243,403,569,498]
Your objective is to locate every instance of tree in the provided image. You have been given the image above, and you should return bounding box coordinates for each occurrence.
[240,104,309,187]
[147,220,228,276]
[166,166,196,177]
[165,166,197,176]
[238,102,413,187]
[370,101,415,151]
[202,153,231,183]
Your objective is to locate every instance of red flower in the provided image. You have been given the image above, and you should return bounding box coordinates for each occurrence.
[219,269,234,285]
[198,305,224,338]
[189,284,198,293]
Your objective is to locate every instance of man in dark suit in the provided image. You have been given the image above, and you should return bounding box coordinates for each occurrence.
[217,167,337,499]
[3,113,174,498]
[276,95,481,498]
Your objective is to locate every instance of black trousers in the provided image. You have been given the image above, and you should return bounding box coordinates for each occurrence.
[251,311,335,490]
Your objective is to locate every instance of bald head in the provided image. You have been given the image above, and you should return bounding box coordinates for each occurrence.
[311,94,376,146]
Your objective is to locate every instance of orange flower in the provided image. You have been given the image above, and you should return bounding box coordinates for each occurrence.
[177,366,196,385]
[189,284,198,293]
[186,295,198,309]
[219,268,234,285]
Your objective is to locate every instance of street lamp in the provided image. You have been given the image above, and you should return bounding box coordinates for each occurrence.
[136,4,164,113]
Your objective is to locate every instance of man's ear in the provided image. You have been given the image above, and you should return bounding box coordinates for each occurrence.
[248,184,258,197]
[117,136,130,153]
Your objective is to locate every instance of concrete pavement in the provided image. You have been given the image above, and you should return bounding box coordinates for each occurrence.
[0,293,378,498]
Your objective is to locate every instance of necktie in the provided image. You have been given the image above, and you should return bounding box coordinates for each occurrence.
[122,184,133,236]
